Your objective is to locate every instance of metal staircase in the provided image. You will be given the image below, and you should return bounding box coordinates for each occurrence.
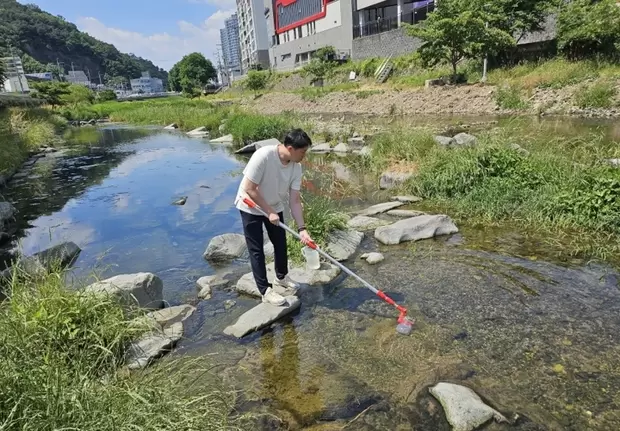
[374,55,394,84]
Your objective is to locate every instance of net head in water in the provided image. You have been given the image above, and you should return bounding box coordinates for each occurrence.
[396,316,414,335]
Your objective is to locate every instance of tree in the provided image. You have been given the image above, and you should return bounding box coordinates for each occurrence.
[244,70,268,95]
[302,45,339,84]
[557,0,620,60]
[406,0,514,79]
[61,84,95,106]
[168,53,217,95]
[30,81,71,107]
[97,89,117,102]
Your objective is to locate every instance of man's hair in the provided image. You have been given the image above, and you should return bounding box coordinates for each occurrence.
[283,128,312,150]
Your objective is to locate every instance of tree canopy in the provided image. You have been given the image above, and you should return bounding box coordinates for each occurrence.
[168,53,217,95]
[0,0,167,86]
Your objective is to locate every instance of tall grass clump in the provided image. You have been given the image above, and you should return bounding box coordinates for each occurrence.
[0,266,245,430]
[223,112,294,148]
[0,107,66,175]
[574,80,617,109]
[369,129,437,172]
[286,193,348,264]
[495,84,530,110]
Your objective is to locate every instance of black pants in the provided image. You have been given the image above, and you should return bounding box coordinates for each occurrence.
[240,210,288,295]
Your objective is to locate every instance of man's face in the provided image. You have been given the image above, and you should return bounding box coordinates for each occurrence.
[288,145,309,163]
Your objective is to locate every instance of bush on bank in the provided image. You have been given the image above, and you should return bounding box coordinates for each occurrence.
[0,266,248,430]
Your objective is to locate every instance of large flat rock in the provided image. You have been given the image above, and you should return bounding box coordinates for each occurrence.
[386,209,426,218]
[347,215,390,230]
[326,229,363,261]
[84,272,164,310]
[356,201,404,216]
[235,138,280,154]
[224,295,301,338]
[374,215,459,245]
[429,382,508,431]
[236,261,341,298]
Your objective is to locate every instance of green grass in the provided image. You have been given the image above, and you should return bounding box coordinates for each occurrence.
[0,107,67,176]
[222,111,303,148]
[0,265,249,430]
[286,193,348,265]
[574,80,618,109]
[372,124,620,260]
[495,84,530,110]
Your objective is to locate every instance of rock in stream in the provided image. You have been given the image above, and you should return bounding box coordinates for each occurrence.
[375,215,459,245]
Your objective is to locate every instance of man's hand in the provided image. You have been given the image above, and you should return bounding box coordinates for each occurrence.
[268,212,280,225]
[299,229,313,246]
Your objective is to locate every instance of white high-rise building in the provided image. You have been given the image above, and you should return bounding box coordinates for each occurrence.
[236,0,270,71]
[220,14,243,83]
[1,57,30,93]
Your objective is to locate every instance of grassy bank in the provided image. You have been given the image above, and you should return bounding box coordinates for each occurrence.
[0,267,248,430]
[366,123,620,261]
[0,107,67,177]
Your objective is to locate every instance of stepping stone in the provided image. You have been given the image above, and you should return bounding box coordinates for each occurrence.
[391,195,422,203]
[234,138,280,154]
[311,143,332,152]
[210,134,233,144]
[387,209,426,217]
[333,143,350,153]
[224,296,301,338]
[187,126,209,137]
[356,201,404,216]
[326,229,363,261]
[236,261,341,298]
[429,382,508,431]
[375,215,459,245]
[347,215,390,230]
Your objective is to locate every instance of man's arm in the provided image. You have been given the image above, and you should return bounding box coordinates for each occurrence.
[289,189,305,229]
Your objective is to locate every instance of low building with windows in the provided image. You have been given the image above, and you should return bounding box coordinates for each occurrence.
[130,72,164,94]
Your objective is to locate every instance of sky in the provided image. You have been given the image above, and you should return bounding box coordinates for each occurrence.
[17,0,237,71]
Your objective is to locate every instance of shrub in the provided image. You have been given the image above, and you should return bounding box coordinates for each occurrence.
[245,70,269,94]
[574,80,617,109]
[224,112,293,147]
[495,85,529,110]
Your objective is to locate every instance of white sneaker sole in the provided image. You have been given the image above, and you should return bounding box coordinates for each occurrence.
[262,296,286,306]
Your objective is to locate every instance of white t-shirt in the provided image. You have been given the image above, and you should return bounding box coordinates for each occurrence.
[235,145,303,216]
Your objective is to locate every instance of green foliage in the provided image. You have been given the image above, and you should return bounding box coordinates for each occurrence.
[286,193,347,264]
[0,0,167,85]
[574,80,617,109]
[557,0,620,60]
[168,53,217,95]
[369,129,437,171]
[244,70,269,94]
[61,84,95,106]
[30,81,71,107]
[223,111,293,147]
[0,267,244,430]
[302,45,339,83]
[405,0,515,77]
[96,89,117,102]
[495,84,529,110]
[0,59,5,83]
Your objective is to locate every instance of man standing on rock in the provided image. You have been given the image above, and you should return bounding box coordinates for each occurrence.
[235,128,314,306]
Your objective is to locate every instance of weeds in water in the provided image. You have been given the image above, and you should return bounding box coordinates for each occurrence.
[574,80,617,109]
[0,264,249,430]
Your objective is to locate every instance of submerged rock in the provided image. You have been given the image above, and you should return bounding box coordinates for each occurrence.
[374,215,459,245]
[379,172,414,190]
[347,215,391,230]
[326,229,363,261]
[196,275,229,299]
[429,382,508,431]
[356,201,405,216]
[203,233,247,261]
[236,261,341,298]
[84,272,164,310]
[172,196,187,205]
[224,295,301,338]
[361,252,384,265]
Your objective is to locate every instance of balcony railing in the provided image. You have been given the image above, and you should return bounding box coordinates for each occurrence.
[353,1,435,39]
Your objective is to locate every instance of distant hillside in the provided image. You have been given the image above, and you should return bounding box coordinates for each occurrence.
[0,0,167,87]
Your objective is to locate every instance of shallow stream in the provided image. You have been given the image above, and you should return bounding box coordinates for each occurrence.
[2,117,620,430]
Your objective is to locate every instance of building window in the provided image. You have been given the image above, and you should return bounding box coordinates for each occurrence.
[297,26,302,39]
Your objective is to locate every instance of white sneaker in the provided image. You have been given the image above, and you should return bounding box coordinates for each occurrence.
[272,274,300,295]
[262,287,286,306]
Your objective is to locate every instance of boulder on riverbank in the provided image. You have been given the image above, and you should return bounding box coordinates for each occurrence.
[429,382,508,431]
[0,242,81,283]
[374,215,458,245]
[203,233,247,261]
[379,172,415,189]
[223,295,301,338]
[126,304,196,369]
[84,272,164,310]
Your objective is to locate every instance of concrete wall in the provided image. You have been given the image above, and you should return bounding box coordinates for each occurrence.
[352,27,422,60]
[270,0,354,71]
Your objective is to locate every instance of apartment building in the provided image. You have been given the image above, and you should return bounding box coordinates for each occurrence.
[269,0,355,71]
[220,13,243,82]
[1,57,30,93]
[236,0,271,71]
[130,71,164,93]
